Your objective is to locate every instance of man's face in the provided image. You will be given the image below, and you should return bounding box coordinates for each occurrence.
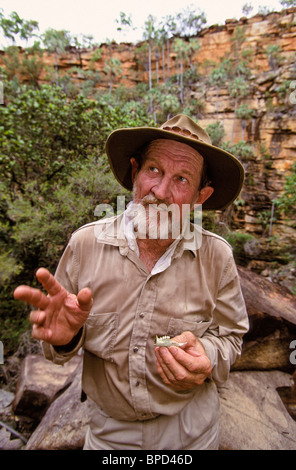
[130,139,213,239]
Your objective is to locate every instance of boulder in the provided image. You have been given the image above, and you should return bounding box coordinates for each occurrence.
[25,366,296,450]
[238,265,296,329]
[0,389,25,450]
[232,331,293,371]
[234,267,296,371]
[218,370,296,450]
[12,354,81,420]
[0,426,25,450]
[25,363,88,450]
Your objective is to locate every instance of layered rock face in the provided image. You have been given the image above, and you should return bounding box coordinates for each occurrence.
[40,9,296,239]
[1,9,295,243]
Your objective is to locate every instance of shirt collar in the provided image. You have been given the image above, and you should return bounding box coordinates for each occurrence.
[94,202,202,261]
[123,201,201,259]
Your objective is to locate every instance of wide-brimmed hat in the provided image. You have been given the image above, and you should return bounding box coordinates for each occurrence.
[105,114,244,210]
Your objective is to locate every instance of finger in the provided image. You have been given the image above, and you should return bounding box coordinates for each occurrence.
[77,288,93,312]
[32,323,53,342]
[169,346,209,374]
[14,286,50,310]
[36,268,64,297]
[29,310,46,325]
[155,355,186,391]
[155,355,175,386]
[156,347,185,384]
[172,331,197,348]
[155,349,173,381]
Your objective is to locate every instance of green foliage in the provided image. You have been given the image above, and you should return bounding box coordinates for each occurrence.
[0,85,101,193]
[265,44,284,70]
[206,122,225,146]
[221,141,254,161]
[224,231,254,265]
[236,103,255,120]
[0,81,152,352]
[280,0,296,6]
[1,5,295,353]
[275,161,296,222]
[0,9,39,45]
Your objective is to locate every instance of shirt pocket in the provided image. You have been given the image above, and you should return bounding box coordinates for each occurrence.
[84,312,119,362]
[166,317,210,339]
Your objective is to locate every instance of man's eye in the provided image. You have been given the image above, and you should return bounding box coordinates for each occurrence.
[178,176,188,182]
[149,166,159,173]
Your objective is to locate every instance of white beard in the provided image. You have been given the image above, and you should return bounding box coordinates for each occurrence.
[132,190,189,240]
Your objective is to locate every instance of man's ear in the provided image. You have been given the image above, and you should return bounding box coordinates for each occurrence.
[195,186,214,205]
[130,157,139,184]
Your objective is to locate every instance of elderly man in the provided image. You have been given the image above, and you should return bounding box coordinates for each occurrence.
[14,115,249,450]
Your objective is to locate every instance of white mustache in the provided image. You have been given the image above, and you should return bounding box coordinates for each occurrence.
[140,195,170,211]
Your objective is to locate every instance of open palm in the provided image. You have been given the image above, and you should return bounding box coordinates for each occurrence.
[14,268,93,346]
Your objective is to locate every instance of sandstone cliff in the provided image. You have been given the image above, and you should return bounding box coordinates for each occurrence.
[1,8,295,275]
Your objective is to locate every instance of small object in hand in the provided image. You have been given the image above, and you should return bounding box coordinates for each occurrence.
[154,335,187,348]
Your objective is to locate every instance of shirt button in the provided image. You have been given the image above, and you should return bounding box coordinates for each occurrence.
[139,312,145,318]
[135,380,140,387]
[133,346,139,353]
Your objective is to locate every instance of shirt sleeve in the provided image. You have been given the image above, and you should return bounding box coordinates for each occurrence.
[199,255,249,385]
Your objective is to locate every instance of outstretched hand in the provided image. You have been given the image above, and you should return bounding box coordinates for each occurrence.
[14,268,93,346]
[155,331,212,391]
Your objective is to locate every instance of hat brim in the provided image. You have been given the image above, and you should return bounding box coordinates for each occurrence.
[105,127,245,211]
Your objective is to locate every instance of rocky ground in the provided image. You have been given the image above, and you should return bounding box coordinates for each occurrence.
[0,267,295,450]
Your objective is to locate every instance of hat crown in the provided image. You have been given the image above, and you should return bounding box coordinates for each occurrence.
[160,114,212,146]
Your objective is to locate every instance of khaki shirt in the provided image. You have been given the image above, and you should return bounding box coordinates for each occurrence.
[43,212,249,423]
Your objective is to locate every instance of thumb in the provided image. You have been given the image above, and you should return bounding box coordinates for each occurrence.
[77,288,93,311]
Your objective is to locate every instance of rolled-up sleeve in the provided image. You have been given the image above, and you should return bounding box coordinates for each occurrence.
[199,256,249,385]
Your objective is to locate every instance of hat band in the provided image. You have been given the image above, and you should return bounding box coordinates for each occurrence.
[161,126,203,142]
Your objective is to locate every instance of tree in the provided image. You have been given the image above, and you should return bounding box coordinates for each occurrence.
[115,11,136,38]
[236,103,255,140]
[228,76,249,143]
[173,38,191,103]
[174,5,207,38]
[280,0,296,7]
[42,28,72,83]
[265,44,284,71]
[209,64,227,120]
[104,57,122,94]
[188,38,200,68]
[206,122,225,146]
[159,14,177,80]
[242,3,254,16]
[143,14,158,92]
[21,42,44,87]
[1,83,153,351]
[275,161,296,221]
[0,9,39,46]
[1,45,20,80]
[72,34,97,68]
[156,24,169,82]
[230,26,247,73]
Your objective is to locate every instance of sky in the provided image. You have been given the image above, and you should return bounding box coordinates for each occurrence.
[0,0,283,46]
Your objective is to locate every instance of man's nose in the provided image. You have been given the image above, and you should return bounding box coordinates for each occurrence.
[152,176,172,201]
